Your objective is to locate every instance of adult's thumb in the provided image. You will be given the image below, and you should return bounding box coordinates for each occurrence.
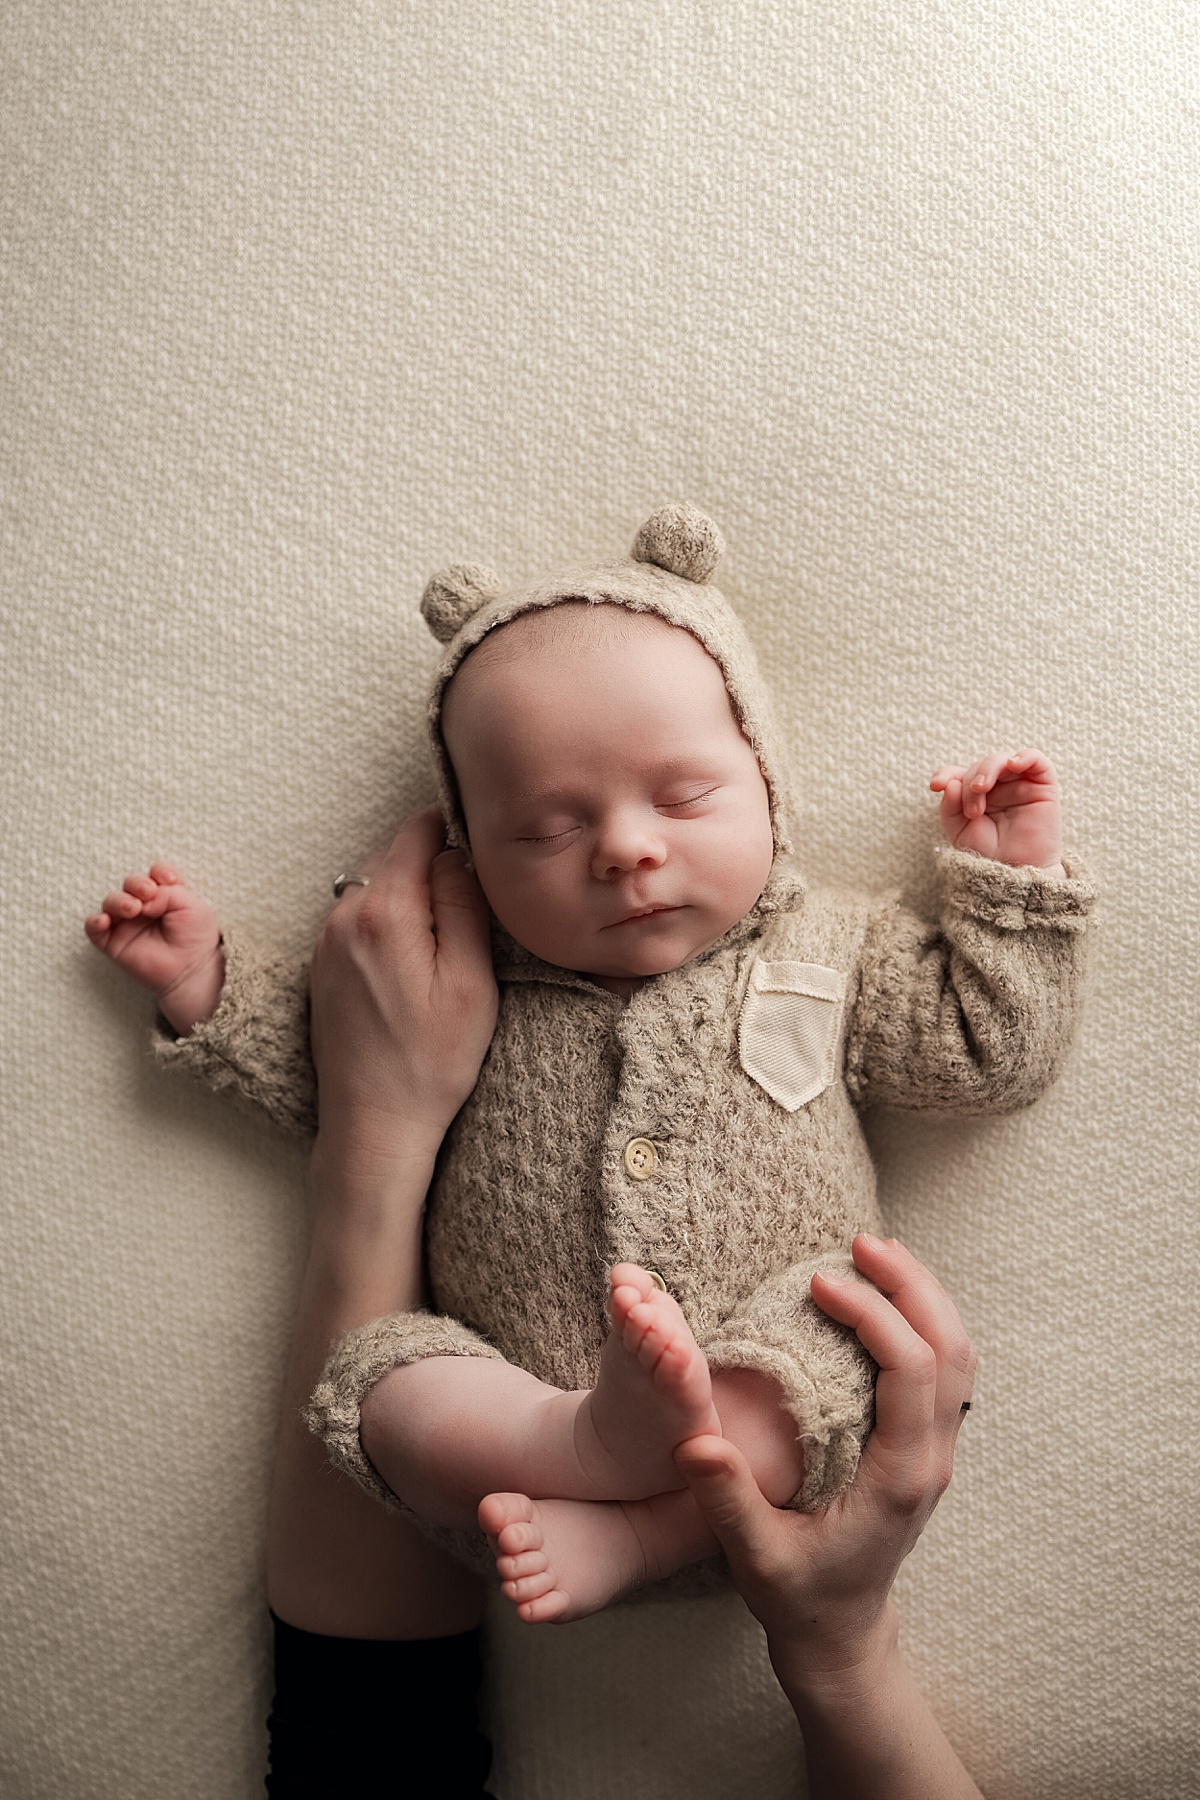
[673,1434,776,1562]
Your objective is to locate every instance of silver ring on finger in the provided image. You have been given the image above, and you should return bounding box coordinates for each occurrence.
[332,872,370,899]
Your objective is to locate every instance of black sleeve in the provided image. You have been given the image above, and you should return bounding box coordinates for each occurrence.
[265,1613,495,1799]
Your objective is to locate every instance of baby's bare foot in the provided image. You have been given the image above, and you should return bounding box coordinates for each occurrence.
[479,1487,716,1623]
[570,1265,721,1501]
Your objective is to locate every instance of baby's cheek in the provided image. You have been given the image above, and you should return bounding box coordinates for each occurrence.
[487,871,584,962]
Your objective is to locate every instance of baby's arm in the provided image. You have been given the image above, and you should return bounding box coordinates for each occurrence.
[847,749,1096,1115]
[84,864,225,1034]
[86,863,317,1135]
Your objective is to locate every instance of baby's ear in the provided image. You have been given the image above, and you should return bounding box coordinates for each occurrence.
[632,503,725,583]
[420,563,504,643]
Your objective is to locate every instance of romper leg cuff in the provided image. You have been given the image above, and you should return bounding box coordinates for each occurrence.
[304,1310,506,1573]
[701,1251,878,1512]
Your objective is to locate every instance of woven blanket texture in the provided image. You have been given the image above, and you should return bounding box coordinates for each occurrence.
[2,2,1196,1796]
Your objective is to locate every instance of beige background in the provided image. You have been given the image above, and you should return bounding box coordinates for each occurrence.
[3,3,1197,1795]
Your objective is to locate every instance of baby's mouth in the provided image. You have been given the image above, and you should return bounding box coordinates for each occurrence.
[607,904,683,928]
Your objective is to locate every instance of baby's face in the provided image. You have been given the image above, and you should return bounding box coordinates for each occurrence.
[441,604,775,987]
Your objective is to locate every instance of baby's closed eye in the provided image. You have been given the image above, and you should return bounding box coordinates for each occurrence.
[656,786,720,815]
[515,820,582,845]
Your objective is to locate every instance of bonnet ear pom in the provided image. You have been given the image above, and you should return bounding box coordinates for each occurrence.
[631,503,725,584]
[420,564,504,644]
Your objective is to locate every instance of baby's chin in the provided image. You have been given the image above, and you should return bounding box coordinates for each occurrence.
[524,915,730,981]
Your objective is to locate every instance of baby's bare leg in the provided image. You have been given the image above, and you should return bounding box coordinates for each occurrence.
[362,1356,597,1530]
[361,1268,808,1623]
[359,1265,722,1528]
[478,1369,806,1623]
[710,1367,806,1507]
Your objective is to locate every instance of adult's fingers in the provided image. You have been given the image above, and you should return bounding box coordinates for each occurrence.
[322,810,446,959]
[374,806,446,879]
[850,1236,976,1420]
[809,1271,939,1475]
[428,849,494,972]
[326,808,445,915]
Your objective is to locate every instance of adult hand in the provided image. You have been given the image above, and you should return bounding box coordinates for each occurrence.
[675,1236,981,1798]
[309,807,498,1155]
[675,1234,976,1682]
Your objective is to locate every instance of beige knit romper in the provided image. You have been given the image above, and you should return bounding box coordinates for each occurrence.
[155,506,1097,1577]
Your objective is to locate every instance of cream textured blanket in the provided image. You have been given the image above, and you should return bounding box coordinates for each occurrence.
[2,3,1197,1797]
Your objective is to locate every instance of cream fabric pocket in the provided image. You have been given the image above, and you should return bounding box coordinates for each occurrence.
[738,960,846,1111]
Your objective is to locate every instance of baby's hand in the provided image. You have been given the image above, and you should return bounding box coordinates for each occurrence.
[84,864,225,1035]
[930,750,1065,874]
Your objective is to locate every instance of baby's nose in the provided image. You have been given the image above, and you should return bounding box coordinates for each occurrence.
[590,811,667,878]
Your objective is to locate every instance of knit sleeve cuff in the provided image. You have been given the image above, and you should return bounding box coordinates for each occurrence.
[150,929,318,1137]
[937,846,1097,934]
[304,1310,506,1515]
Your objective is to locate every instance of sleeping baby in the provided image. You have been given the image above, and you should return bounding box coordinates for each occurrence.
[85,504,1095,1621]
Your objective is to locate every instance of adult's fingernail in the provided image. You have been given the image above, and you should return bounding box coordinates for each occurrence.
[858,1232,885,1250]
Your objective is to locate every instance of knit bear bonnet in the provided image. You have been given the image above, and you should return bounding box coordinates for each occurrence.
[421,503,796,870]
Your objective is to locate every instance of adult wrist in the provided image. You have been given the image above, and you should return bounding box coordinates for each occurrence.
[311,1107,447,1185]
[769,1599,901,1719]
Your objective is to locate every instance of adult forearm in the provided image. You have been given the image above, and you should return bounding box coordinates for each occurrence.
[266,1110,483,1637]
[304,1118,444,1317]
[777,1612,984,1800]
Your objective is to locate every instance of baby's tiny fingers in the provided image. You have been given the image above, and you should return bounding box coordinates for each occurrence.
[935,775,965,818]
[84,913,112,944]
[961,753,1008,817]
[149,862,181,885]
[970,751,1018,790]
[102,889,142,920]
[999,749,1057,787]
[124,873,159,901]
[929,764,964,792]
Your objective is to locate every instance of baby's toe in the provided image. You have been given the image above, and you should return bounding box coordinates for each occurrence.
[496,1546,549,1583]
[610,1263,657,1305]
[515,1587,570,1624]
[501,1566,557,1604]
[622,1289,686,1358]
[609,1265,662,1334]
[478,1491,536,1542]
[495,1518,544,1559]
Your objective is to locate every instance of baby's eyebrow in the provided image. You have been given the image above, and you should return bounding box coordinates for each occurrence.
[639,759,728,790]
[502,761,723,812]
[501,782,579,808]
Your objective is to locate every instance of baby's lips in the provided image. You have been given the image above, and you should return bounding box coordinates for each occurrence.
[607,903,683,927]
